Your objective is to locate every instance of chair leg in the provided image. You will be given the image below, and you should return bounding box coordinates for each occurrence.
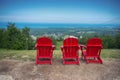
[86,59,89,64]
[50,58,52,65]
[62,57,65,64]
[36,56,38,64]
[77,57,80,65]
[82,54,84,60]
[84,57,89,63]
[62,58,65,64]
[98,57,103,64]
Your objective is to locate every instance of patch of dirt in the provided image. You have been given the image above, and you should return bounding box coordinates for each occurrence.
[0,59,120,80]
[0,60,19,75]
[0,75,14,80]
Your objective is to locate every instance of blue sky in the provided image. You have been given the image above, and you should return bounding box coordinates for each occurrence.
[0,0,120,24]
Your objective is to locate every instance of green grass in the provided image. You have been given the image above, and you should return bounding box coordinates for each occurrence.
[56,41,62,50]
[101,49,120,59]
[0,49,120,61]
[0,49,36,61]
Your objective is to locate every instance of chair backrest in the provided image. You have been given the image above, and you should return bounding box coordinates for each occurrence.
[37,36,52,46]
[87,38,102,46]
[63,37,79,57]
[86,38,102,57]
[64,37,78,46]
[36,37,53,57]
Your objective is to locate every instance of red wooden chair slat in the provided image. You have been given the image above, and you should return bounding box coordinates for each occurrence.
[35,37,55,64]
[61,37,80,65]
[80,38,103,64]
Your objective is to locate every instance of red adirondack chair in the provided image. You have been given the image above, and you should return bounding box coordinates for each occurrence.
[80,38,103,64]
[35,37,55,64]
[61,36,80,64]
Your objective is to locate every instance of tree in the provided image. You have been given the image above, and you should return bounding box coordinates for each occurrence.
[79,36,89,45]
[101,35,116,49]
[115,28,120,48]
[6,23,23,49]
[0,28,7,48]
[22,27,34,50]
[22,27,30,50]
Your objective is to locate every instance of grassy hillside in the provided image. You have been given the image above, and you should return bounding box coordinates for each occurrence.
[0,49,120,61]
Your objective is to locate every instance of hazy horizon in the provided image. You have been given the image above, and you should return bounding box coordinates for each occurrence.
[0,22,120,29]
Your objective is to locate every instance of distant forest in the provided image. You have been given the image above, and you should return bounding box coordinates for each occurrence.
[0,23,120,50]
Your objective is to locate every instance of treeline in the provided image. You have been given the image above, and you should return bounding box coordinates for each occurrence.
[0,23,34,50]
[0,23,120,50]
[79,34,120,49]
[51,28,120,49]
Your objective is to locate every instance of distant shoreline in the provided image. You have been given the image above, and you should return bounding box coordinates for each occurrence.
[0,22,120,28]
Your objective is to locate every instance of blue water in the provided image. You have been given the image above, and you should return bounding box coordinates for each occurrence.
[0,22,119,28]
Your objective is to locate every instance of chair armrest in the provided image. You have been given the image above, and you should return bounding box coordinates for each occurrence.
[35,44,37,48]
[79,44,87,51]
[61,46,63,51]
[79,44,87,49]
[50,45,55,56]
[101,46,103,49]
[61,46,65,57]
[79,44,86,56]
[52,45,55,50]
